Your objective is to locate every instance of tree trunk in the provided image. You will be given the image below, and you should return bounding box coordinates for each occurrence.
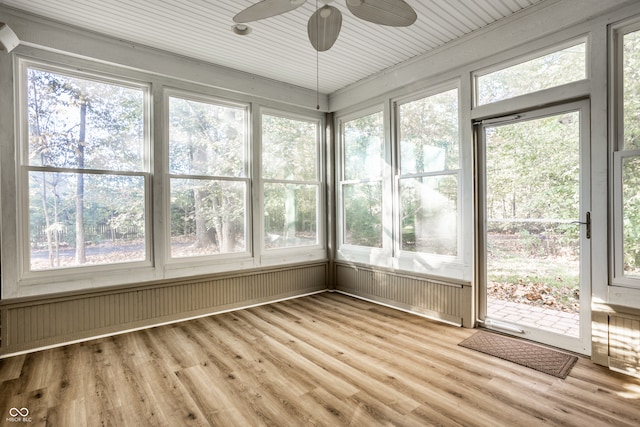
[414,179,426,251]
[212,190,234,253]
[284,184,296,244]
[53,180,60,267]
[75,96,87,264]
[31,80,55,268]
[221,212,234,253]
[183,205,189,237]
[193,188,212,248]
[41,171,54,268]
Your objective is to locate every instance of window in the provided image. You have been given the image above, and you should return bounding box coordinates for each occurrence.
[336,92,467,277]
[23,65,148,272]
[262,113,321,249]
[475,41,587,105]
[9,49,335,298]
[339,110,385,248]
[397,88,460,256]
[168,94,249,258]
[614,23,640,283]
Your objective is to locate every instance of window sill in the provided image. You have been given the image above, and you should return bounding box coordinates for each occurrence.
[336,248,471,282]
[608,284,640,309]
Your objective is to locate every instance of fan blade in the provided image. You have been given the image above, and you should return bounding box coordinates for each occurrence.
[233,0,306,23]
[308,5,342,51]
[346,0,417,27]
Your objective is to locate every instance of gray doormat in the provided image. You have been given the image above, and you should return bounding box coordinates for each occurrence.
[459,331,578,379]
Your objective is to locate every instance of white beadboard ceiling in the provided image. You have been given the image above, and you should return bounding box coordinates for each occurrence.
[0,0,546,94]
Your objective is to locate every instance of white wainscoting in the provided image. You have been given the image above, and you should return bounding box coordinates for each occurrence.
[0,262,328,356]
[334,262,472,327]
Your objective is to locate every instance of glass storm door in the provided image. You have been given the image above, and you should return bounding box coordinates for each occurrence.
[478,101,591,355]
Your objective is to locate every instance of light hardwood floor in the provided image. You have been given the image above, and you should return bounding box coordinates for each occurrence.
[1,292,639,426]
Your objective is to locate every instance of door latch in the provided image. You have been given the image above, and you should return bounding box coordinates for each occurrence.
[571,211,591,239]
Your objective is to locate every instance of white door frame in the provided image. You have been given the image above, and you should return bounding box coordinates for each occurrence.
[476,100,592,355]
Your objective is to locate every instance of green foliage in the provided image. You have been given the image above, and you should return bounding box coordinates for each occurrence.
[169,178,246,254]
[478,43,586,105]
[399,89,459,174]
[342,112,384,247]
[486,112,580,222]
[261,114,319,249]
[480,43,587,303]
[398,89,459,255]
[623,157,640,273]
[400,175,457,255]
[263,184,317,248]
[262,114,320,249]
[343,112,384,180]
[485,109,583,307]
[262,114,317,181]
[624,30,640,150]
[622,29,640,275]
[168,97,247,254]
[168,97,245,177]
[28,69,144,170]
[343,182,382,247]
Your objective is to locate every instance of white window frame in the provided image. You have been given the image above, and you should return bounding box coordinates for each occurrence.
[336,105,392,267]
[393,83,464,277]
[163,89,253,271]
[259,109,325,263]
[611,18,640,288]
[4,50,329,298]
[15,58,153,291]
[613,150,640,286]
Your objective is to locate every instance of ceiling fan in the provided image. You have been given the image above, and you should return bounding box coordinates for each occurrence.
[232,0,418,51]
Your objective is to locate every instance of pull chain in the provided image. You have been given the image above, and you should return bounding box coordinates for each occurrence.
[316,49,320,110]
[316,0,320,110]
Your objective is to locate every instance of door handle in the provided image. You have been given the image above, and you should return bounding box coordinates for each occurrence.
[570,212,591,239]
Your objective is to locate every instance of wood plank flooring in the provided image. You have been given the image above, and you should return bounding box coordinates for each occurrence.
[1,292,640,426]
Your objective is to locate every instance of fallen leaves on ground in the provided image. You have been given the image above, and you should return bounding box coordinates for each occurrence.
[488,280,579,313]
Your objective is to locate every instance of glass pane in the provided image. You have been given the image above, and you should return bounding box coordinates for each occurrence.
[623,156,640,277]
[485,111,581,337]
[343,182,382,248]
[29,171,146,270]
[262,115,317,181]
[264,183,318,249]
[27,68,145,171]
[477,43,586,105]
[623,29,640,150]
[399,89,459,174]
[343,112,384,180]
[400,175,457,256]
[169,97,246,177]
[170,178,246,257]
[486,112,580,222]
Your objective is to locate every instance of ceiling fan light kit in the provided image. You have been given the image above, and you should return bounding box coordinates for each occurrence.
[232,0,417,51]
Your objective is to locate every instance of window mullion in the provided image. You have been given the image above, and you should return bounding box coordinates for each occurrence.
[399,170,460,180]
[28,165,147,177]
